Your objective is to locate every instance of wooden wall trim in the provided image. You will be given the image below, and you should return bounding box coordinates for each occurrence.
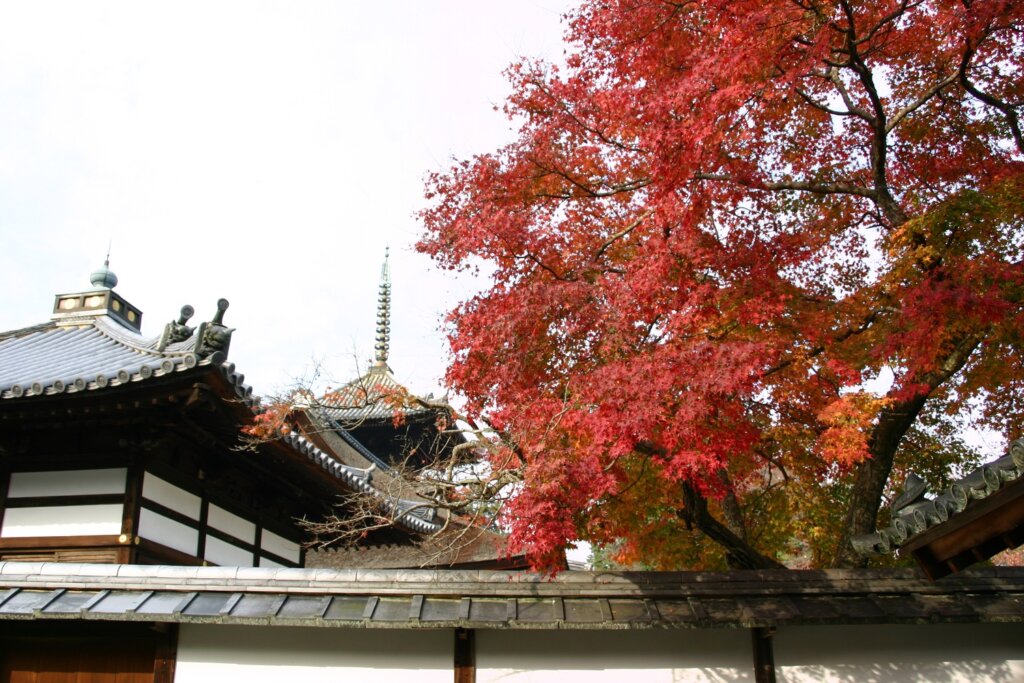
[0,534,124,550]
[0,470,8,531]
[3,493,125,508]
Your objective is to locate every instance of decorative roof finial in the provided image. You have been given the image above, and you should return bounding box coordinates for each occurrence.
[373,247,391,367]
[89,242,118,289]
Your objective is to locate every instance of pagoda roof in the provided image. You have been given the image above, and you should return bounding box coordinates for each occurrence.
[319,364,452,426]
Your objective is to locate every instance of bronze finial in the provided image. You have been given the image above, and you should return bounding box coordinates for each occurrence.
[89,243,118,289]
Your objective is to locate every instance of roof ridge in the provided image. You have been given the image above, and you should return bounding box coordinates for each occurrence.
[0,320,56,343]
[92,315,195,357]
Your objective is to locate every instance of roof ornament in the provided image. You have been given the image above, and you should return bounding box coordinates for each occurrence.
[195,298,234,359]
[890,472,928,513]
[157,305,196,351]
[373,247,391,369]
[89,245,118,289]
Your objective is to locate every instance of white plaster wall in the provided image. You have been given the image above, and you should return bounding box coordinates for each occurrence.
[775,622,1024,683]
[476,628,752,683]
[137,508,198,555]
[260,529,300,563]
[204,535,254,566]
[175,625,452,683]
[142,473,201,519]
[0,504,123,537]
[7,468,126,497]
[207,504,255,543]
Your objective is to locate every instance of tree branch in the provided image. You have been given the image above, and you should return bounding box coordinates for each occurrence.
[885,73,958,134]
[695,172,875,199]
[959,40,1024,154]
[678,482,785,570]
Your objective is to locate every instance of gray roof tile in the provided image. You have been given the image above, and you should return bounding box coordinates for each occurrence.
[853,439,1024,557]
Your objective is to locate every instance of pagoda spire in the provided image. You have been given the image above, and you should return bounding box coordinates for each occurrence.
[373,247,391,368]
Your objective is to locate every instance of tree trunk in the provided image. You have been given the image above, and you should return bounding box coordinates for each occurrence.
[832,334,983,567]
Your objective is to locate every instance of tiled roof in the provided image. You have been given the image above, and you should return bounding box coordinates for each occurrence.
[852,439,1024,556]
[0,562,1021,629]
[279,431,441,534]
[0,316,224,401]
[0,310,439,536]
[319,365,449,424]
[309,525,523,569]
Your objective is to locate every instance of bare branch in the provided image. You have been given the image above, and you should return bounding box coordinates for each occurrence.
[592,210,653,262]
[696,172,875,199]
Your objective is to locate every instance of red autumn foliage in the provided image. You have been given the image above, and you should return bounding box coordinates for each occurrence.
[420,0,1024,570]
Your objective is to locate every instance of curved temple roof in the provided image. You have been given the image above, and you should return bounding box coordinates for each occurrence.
[0,315,216,401]
[0,289,440,537]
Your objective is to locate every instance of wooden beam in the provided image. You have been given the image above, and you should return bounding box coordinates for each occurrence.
[3,493,125,508]
[0,534,124,550]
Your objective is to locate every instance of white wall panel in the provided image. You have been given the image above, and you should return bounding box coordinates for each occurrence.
[476,629,751,683]
[0,504,123,537]
[138,508,198,555]
[7,468,126,498]
[207,504,255,543]
[775,623,1024,683]
[258,556,285,568]
[176,625,451,683]
[142,473,201,519]
[204,536,254,567]
[260,529,300,563]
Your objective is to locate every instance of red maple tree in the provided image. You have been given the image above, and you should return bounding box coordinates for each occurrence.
[420,0,1024,569]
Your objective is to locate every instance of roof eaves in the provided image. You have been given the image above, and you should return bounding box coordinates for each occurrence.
[853,439,1024,557]
[276,431,442,535]
[0,564,1021,630]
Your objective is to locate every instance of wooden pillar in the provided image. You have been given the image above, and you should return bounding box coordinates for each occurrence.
[752,627,777,683]
[120,464,145,564]
[454,627,475,683]
[0,470,9,532]
[153,624,178,683]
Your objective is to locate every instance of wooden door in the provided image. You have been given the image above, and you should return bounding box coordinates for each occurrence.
[0,623,174,683]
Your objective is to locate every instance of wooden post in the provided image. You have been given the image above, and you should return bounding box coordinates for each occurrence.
[0,469,9,532]
[752,627,776,683]
[153,624,179,683]
[454,627,475,683]
[121,464,144,564]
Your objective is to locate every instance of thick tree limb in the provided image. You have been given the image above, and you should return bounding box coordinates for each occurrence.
[959,43,1024,155]
[832,332,984,567]
[678,482,785,570]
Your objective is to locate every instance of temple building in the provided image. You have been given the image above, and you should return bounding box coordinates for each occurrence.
[0,260,506,569]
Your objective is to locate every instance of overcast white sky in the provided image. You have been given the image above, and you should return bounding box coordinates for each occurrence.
[0,1,577,400]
